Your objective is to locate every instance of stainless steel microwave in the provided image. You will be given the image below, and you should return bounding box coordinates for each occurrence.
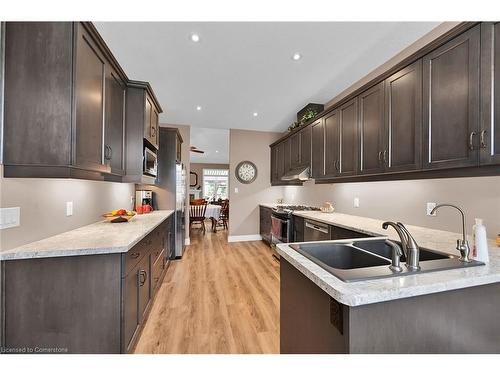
[143,147,158,177]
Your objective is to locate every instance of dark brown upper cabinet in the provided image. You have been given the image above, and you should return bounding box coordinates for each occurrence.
[422,25,481,170]
[104,67,127,176]
[480,22,500,165]
[290,131,301,169]
[311,119,325,179]
[324,109,340,177]
[124,81,162,185]
[289,126,311,170]
[358,82,385,175]
[283,138,291,174]
[338,98,359,176]
[300,125,312,169]
[3,22,128,181]
[144,93,159,150]
[384,60,423,172]
[74,24,108,173]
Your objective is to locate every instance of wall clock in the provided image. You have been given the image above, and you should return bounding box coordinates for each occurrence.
[235,160,258,184]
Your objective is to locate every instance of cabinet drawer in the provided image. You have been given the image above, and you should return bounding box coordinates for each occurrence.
[151,249,166,292]
[124,235,153,276]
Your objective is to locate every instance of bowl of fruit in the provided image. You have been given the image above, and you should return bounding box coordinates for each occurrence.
[103,209,136,223]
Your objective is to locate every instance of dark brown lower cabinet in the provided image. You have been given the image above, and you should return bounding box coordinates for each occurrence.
[281,258,500,353]
[259,206,273,244]
[1,215,172,354]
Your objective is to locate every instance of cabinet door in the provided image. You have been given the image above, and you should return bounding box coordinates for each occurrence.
[270,145,277,183]
[137,255,151,324]
[384,60,423,172]
[339,98,359,176]
[290,132,301,169]
[300,126,311,168]
[423,25,480,169]
[324,109,340,177]
[311,119,325,178]
[259,206,272,244]
[74,25,106,172]
[276,142,286,180]
[104,68,126,175]
[359,82,385,174]
[480,22,500,165]
[144,94,153,145]
[123,267,139,352]
[283,138,291,173]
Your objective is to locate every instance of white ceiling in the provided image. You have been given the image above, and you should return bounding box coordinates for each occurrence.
[190,127,229,164]
[95,22,439,133]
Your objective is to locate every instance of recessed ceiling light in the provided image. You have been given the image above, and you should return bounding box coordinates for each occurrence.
[215,150,219,153]
[291,53,302,61]
[253,112,258,117]
[190,33,200,42]
[196,106,202,111]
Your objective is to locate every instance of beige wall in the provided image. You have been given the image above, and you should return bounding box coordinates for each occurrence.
[0,165,135,250]
[281,176,500,238]
[190,163,229,198]
[228,129,284,238]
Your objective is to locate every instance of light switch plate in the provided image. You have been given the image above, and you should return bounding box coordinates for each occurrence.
[0,207,21,229]
[427,202,437,216]
[234,187,239,193]
[353,197,360,208]
[66,201,73,216]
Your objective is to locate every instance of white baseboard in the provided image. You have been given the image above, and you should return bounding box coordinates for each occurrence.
[227,234,263,243]
[185,238,190,246]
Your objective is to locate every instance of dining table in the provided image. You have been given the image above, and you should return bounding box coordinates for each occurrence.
[190,204,221,232]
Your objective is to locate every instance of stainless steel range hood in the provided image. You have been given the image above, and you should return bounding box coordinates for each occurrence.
[281,166,310,181]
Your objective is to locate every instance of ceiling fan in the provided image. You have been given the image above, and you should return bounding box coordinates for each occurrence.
[190,146,205,154]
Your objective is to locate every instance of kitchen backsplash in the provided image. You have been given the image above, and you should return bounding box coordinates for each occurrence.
[281,175,500,237]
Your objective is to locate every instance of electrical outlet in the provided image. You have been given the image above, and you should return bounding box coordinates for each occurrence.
[0,207,21,229]
[426,202,437,216]
[353,197,360,208]
[66,201,73,217]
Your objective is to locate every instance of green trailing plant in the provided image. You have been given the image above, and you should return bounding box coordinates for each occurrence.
[287,107,322,132]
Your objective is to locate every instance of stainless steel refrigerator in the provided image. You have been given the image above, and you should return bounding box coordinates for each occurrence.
[157,127,186,258]
[175,163,186,257]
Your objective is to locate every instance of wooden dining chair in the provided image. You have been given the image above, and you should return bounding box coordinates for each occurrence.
[190,202,208,233]
[217,199,229,230]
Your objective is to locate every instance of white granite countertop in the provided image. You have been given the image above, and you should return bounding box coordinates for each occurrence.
[0,210,175,261]
[276,210,500,307]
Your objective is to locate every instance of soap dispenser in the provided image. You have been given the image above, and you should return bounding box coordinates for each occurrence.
[472,218,489,263]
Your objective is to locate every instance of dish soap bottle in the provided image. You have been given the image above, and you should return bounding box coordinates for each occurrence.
[472,218,489,263]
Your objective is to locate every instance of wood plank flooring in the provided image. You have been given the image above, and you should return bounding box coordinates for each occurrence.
[134,229,280,354]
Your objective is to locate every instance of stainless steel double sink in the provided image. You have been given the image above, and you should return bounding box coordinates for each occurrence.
[290,239,484,282]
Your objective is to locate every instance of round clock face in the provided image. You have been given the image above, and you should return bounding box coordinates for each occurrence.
[236,161,257,184]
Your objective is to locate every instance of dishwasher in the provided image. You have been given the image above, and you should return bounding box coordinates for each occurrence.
[304,219,330,242]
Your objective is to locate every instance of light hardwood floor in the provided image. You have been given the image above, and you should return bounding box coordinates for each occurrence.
[134,228,280,354]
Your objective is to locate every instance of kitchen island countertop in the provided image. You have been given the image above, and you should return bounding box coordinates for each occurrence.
[0,210,175,261]
[276,210,500,307]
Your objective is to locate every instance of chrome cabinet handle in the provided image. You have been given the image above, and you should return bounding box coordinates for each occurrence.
[334,160,340,171]
[378,151,383,162]
[108,145,112,160]
[130,252,140,259]
[480,130,487,149]
[383,150,387,164]
[138,270,147,287]
[469,131,477,150]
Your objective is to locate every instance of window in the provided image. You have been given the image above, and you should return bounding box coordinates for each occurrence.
[202,169,229,201]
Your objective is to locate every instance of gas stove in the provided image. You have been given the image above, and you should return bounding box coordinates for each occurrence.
[273,205,321,214]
